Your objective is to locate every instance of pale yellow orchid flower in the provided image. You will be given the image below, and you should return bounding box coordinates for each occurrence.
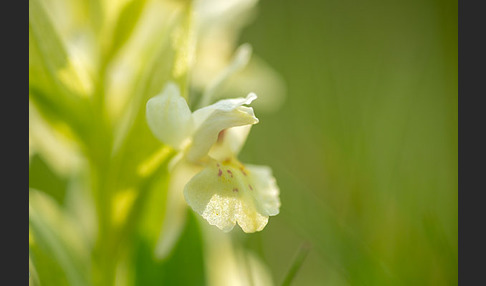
[146,81,280,236]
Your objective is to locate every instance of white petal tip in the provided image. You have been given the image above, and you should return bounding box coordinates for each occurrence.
[235,44,253,65]
[246,93,258,103]
[268,210,280,216]
[163,81,179,94]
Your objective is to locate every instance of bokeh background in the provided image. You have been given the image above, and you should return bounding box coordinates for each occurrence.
[238,0,457,284]
[29,0,457,285]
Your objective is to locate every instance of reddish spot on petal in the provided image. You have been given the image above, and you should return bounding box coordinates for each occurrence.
[227,170,233,177]
[218,169,222,176]
[233,188,239,192]
[239,166,247,176]
[249,185,253,190]
[217,130,226,143]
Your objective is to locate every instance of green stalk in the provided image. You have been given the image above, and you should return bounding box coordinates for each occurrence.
[281,242,311,286]
[89,55,118,286]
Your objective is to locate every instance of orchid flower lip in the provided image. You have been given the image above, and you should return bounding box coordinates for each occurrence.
[183,158,280,233]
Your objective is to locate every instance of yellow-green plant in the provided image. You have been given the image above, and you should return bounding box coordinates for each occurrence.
[29,0,284,285]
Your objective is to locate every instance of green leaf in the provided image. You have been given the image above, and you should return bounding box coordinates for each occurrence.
[29,0,69,79]
[281,242,311,286]
[109,24,177,191]
[29,0,91,96]
[29,190,91,286]
[29,154,69,205]
[133,211,207,286]
[29,256,41,286]
[29,86,93,151]
[29,0,94,143]
[107,0,148,61]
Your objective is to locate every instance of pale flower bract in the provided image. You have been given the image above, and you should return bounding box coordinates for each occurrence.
[146,81,280,233]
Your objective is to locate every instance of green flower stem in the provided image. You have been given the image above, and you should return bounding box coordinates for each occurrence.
[92,145,174,286]
[118,147,174,247]
[88,62,119,286]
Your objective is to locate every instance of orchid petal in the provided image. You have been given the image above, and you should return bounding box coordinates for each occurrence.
[146,82,194,149]
[245,164,281,216]
[186,93,258,162]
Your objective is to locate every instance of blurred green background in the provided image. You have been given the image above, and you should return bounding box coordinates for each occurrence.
[238,0,457,284]
[29,0,457,284]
